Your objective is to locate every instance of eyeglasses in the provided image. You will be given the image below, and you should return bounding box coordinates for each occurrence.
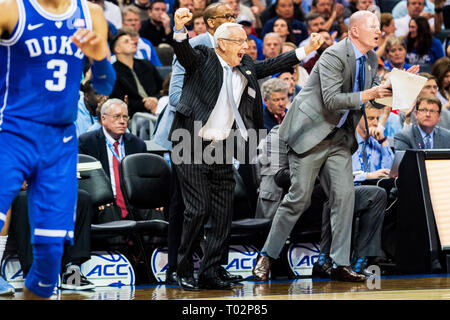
[417,108,440,115]
[210,13,237,20]
[105,114,130,121]
[220,38,248,45]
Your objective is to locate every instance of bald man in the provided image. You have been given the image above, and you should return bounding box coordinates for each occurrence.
[253,11,392,282]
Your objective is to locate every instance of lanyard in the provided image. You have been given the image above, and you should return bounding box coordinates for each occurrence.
[358,142,372,172]
[105,137,125,163]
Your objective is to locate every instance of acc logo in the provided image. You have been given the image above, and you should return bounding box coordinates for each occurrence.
[223,245,258,279]
[287,243,320,276]
[151,247,202,283]
[81,251,134,287]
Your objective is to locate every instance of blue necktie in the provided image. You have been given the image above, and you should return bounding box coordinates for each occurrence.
[358,56,370,151]
[225,65,248,141]
[424,134,432,149]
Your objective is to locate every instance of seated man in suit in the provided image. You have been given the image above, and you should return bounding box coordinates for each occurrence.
[261,78,289,132]
[394,96,450,150]
[259,126,386,278]
[78,98,148,219]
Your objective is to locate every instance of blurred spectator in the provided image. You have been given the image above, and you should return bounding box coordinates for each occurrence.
[129,0,152,21]
[432,57,450,105]
[400,72,450,129]
[281,41,310,87]
[89,0,122,29]
[394,96,450,150]
[121,9,163,66]
[299,12,328,64]
[139,0,173,47]
[237,15,265,60]
[376,13,397,59]
[245,37,259,60]
[223,0,258,27]
[192,10,207,35]
[260,0,305,25]
[405,16,444,65]
[310,0,347,38]
[352,104,394,184]
[171,0,195,31]
[383,36,412,71]
[75,80,103,137]
[261,78,289,131]
[391,0,435,19]
[260,0,309,46]
[272,17,296,43]
[275,67,301,104]
[109,30,163,118]
[262,32,283,59]
[394,0,436,38]
[193,0,211,12]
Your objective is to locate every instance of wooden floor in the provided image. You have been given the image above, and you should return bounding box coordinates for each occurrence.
[2,274,450,300]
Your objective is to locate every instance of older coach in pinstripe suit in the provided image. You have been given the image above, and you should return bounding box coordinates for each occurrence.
[253,10,396,282]
[170,8,323,290]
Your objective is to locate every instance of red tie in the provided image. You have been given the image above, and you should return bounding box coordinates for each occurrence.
[113,141,128,218]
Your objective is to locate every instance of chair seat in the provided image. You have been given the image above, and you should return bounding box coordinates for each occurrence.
[91,220,137,234]
[136,219,169,234]
[231,218,271,230]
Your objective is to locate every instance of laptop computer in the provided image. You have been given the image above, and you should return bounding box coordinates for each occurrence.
[389,150,406,178]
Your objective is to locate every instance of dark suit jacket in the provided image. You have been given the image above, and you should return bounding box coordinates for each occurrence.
[394,124,450,151]
[109,59,163,118]
[169,37,300,155]
[78,128,147,178]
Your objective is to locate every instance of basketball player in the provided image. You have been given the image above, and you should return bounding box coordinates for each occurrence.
[0,0,115,299]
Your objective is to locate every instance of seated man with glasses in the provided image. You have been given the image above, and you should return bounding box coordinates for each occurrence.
[394,96,450,150]
[78,99,147,219]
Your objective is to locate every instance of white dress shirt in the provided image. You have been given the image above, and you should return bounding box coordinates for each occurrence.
[103,127,124,196]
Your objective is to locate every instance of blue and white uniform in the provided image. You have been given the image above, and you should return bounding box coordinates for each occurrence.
[0,0,94,296]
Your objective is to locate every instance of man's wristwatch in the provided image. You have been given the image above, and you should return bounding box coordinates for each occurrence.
[377,137,387,144]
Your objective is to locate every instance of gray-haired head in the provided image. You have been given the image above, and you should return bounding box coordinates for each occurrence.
[348,10,377,30]
[263,32,283,46]
[261,78,288,101]
[214,22,244,48]
[100,98,128,116]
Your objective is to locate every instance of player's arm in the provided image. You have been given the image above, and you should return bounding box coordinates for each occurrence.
[71,2,115,95]
[0,0,18,40]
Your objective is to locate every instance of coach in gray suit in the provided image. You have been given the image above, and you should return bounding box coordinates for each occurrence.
[395,96,450,150]
[253,11,393,282]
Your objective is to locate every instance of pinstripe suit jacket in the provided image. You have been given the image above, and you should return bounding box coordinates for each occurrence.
[168,37,301,149]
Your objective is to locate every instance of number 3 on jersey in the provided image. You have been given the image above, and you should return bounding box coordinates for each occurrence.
[45,59,68,92]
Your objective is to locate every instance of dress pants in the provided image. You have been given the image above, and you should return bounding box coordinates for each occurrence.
[320,185,386,259]
[262,129,355,266]
[175,162,235,279]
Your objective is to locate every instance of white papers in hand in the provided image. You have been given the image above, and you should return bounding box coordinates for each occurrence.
[375,68,427,110]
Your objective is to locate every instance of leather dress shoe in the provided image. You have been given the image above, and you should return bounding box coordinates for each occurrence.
[330,266,366,282]
[198,276,233,290]
[252,255,272,281]
[177,276,200,291]
[165,268,178,285]
[217,266,244,284]
[311,260,332,278]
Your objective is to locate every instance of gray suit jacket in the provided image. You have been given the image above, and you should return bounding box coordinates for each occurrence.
[394,124,450,150]
[279,38,381,155]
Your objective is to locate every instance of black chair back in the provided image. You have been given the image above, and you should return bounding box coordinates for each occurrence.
[119,153,171,210]
[78,154,114,208]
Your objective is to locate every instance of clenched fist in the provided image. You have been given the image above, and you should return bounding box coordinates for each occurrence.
[304,33,324,55]
[174,8,193,31]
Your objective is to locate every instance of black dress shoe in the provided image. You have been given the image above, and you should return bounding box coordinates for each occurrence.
[311,260,332,278]
[177,276,200,291]
[198,276,233,290]
[217,266,244,284]
[165,268,178,285]
[330,266,366,282]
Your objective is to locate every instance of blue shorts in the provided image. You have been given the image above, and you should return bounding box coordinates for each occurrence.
[0,116,77,245]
